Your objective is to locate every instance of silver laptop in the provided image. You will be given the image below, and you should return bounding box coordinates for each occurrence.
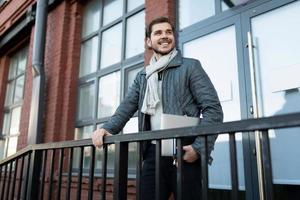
[160,113,200,156]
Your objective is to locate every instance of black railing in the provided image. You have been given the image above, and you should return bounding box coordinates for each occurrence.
[1,112,300,200]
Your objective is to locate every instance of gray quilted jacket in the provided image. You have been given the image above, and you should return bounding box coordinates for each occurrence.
[102,51,223,161]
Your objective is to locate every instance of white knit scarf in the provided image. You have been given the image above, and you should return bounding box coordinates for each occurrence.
[141,49,178,115]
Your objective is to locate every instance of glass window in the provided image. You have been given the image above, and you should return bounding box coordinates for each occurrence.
[4,82,14,106]
[2,113,11,135]
[1,46,28,159]
[74,126,94,169]
[17,49,27,75]
[100,23,122,69]
[98,71,120,118]
[123,117,138,171]
[82,0,100,38]
[179,0,215,29]
[8,59,17,79]
[9,107,21,135]
[183,26,245,189]
[127,0,144,12]
[77,0,145,173]
[0,140,5,160]
[125,11,145,58]
[79,36,99,77]
[103,0,123,26]
[6,136,18,157]
[126,67,142,93]
[78,83,95,120]
[14,76,25,103]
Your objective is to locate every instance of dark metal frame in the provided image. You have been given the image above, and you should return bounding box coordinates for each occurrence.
[1,112,300,200]
[176,0,298,199]
[76,0,145,127]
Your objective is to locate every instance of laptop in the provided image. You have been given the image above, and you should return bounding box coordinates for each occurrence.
[160,113,200,156]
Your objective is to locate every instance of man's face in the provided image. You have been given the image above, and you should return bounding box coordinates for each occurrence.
[146,22,175,56]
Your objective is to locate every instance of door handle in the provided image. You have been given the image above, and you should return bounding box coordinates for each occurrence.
[247,31,265,200]
[247,31,259,118]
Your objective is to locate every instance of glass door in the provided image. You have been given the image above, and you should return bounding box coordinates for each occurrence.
[243,0,300,198]
[180,16,248,199]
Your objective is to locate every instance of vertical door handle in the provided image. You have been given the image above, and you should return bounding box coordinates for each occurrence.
[247,31,265,200]
[247,31,259,118]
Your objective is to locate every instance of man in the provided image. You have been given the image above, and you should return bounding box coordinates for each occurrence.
[92,16,223,199]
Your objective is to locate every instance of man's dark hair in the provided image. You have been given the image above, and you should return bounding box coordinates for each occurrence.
[146,16,175,38]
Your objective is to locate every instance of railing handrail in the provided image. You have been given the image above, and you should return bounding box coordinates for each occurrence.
[1,112,300,165]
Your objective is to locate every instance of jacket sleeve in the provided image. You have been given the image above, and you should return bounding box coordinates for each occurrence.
[188,60,223,161]
[101,72,141,134]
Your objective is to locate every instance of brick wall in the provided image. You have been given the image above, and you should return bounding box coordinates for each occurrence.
[0,0,35,37]
[0,0,176,198]
[43,0,82,143]
[144,0,176,64]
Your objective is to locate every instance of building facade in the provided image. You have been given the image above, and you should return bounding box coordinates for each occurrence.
[0,0,299,199]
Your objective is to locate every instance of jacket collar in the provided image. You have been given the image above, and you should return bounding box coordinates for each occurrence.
[141,49,183,75]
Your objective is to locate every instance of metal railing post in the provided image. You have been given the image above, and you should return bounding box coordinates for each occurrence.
[260,130,274,200]
[113,141,129,200]
[26,150,43,200]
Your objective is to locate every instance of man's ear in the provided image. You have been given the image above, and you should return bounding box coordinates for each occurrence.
[146,37,152,48]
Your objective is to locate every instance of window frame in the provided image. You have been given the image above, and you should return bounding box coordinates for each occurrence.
[75,0,145,174]
[1,45,28,159]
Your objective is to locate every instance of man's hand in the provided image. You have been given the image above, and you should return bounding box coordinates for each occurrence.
[183,145,199,163]
[92,128,112,148]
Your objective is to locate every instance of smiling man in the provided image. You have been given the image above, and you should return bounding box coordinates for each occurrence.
[92,17,223,199]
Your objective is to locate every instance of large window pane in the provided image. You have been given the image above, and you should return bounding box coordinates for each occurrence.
[123,117,138,171]
[82,0,100,37]
[126,67,142,93]
[74,126,94,169]
[179,0,215,29]
[103,0,123,26]
[0,140,6,160]
[8,59,17,79]
[183,26,244,189]
[100,24,122,69]
[78,84,95,119]
[125,11,145,58]
[4,82,14,106]
[14,76,25,103]
[98,71,120,118]
[127,0,144,12]
[6,136,18,157]
[10,107,21,135]
[251,1,300,184]
[2,113,11,135]
[79,36,99,77]
[17,48,27,75]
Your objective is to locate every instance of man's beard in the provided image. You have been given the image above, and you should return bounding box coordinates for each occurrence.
[152,46,174,56]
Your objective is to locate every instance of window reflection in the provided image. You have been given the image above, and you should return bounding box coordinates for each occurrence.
[179,0,215,29]
[127,0,144,12]
[14,76,25,103]
[78,84,95,120]
[126,11,145,58]
[100,24,122,69]
[10,107,21,135]
[123,117,138,171]
[7,137,18,157]
[79,36,99,77]
[82,0,100,38]
[126,67,142,93]
[103,0,123,26]
[98,71,120,118]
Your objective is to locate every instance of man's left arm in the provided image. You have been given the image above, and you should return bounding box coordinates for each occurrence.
[184,60,223,163]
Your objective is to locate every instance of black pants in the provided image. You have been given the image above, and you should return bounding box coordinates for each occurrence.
[141,144,202,200]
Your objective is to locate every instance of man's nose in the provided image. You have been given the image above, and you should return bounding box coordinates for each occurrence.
[161,31,168,38]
